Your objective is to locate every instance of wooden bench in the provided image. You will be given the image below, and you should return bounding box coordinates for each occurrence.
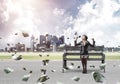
[62,45,105,72]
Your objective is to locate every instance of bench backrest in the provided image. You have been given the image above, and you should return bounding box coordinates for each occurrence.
[64,45,104,52]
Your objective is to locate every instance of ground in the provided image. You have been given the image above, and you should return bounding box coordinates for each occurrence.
[0,60,120,84]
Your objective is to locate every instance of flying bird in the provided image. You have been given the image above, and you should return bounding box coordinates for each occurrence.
[4,67,14,74]
[71,76,80,82]
[92,71,105,83]
[37,75,49,83]
[22,74,32,82]
[22,31,29,37]
[12,54,22,60]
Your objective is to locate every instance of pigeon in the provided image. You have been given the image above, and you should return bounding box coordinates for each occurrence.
[71,63,74,66]
[41,69,47,75]
[51,70,56,72]
[22,74,31,82]
[12,54,22,60]
[37,75,49,83]
[77,66,80,69]
[29,70,33,74]
[71,76,80,82]
[42,59,49,66]
[92,71,105,83]
[22,31,29,37]
[4,67,14,74]
[22,67,27,71]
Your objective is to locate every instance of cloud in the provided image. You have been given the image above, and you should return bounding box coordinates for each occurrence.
[53,8,65,16]
[65,0,120,47]
[0,0,120,49]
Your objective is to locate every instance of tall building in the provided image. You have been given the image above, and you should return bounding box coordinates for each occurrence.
[59,36,65,44]
[30,35,35,52]
[40,35,46,46]
[52,36,58,44]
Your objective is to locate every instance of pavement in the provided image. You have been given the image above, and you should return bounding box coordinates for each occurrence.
[0,60,120,84]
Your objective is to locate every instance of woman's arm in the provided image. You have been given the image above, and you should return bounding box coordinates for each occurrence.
[88,38,95,47]
[75,40,81,46]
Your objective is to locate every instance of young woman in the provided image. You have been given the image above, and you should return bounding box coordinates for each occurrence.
[75,35,95,73]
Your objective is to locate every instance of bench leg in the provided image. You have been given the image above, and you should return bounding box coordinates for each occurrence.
[102,60,105,63]
[62,60,67,73]
[102,54,105,63]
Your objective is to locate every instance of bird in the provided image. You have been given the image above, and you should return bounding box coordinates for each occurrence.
[12,54,22,61]
[51,70,56,72]
[39,54,42,57]
[71,76,80,82]
[42,59,50,66]
[29,70,33,74]
[41,69,47,74]
[22,31,29,37]
[37,75,49,83]
[77,66,80,69]
[4,67,14,74]
[22,74,31,82]
[22,67,27,71]
[92,71,105,83]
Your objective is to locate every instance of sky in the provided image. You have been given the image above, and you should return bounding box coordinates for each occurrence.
[0,0,120,49]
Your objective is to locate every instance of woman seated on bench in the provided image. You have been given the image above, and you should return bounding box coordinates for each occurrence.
[75,35,95,73]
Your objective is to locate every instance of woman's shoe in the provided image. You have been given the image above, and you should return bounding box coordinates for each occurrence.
[82,69,86,73]
[84,69,87,73]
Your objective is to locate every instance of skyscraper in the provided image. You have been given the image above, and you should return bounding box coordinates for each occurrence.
[40,35,46,46]
[30,35,35,52]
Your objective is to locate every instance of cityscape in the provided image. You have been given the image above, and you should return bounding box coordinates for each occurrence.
[0,34,65,52]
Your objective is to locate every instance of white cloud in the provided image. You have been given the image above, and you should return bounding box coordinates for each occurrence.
[53,8,65,16]
[0,0,120,48]
[67,0,120,47]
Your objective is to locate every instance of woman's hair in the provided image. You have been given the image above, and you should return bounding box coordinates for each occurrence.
[83,35,88,40]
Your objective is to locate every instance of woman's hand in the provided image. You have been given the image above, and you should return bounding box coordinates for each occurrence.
[92,38,94,41]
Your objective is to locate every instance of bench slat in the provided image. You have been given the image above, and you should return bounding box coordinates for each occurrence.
[64,52,103,56]
[64,46,104,51]
[64,58,103,61]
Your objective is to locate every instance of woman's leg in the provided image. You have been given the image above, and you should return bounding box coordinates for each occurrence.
[81,56,85,73]
[84,56,88,73]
